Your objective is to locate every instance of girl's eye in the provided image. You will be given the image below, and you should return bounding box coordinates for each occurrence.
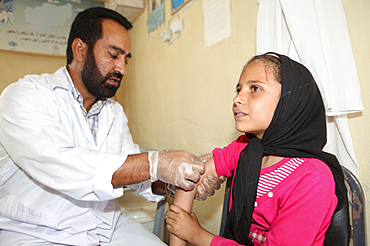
[251,85,260,92]
[235,88,241,94]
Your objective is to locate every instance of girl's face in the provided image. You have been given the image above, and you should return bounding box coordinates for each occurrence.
[233,60,281,139]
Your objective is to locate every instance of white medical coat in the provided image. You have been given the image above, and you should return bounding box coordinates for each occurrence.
[0,67,163,245]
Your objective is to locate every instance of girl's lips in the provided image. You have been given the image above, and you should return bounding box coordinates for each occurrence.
[234,110,247,118]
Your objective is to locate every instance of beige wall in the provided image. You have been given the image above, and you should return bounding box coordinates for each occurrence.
[0,0,368,241]
[0,51,65,91]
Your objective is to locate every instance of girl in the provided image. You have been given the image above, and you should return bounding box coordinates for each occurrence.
[166,53,347,245]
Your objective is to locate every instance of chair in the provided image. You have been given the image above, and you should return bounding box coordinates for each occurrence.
[153,198,167,238]
[219,166,366,245]
[342,166,366,246]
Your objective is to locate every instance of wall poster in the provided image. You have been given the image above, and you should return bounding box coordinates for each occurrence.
[0,0,104,57]
[171,0,191,14]
[147,0,164,32]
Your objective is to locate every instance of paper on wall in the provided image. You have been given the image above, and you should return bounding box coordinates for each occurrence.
[203,0,231,47]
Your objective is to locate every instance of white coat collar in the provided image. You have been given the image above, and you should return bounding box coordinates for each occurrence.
[47,66,72,91]
[49,66,112,108]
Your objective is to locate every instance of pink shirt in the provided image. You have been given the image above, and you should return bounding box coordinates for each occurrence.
[211,135,337,246]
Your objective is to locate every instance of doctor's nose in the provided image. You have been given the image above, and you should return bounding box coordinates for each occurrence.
[115,58,127,75]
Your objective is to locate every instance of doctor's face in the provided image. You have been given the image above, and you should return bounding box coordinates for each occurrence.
[80,19,131,99]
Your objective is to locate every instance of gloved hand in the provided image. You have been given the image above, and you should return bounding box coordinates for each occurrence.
[148,150,205,190]
[196,174,226,201]
[195,153,226,201]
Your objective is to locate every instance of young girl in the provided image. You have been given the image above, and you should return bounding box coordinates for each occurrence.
[166,53,347,246]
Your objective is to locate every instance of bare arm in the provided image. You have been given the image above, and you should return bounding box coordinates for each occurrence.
[170,188,196,246]
[167,157,218,246]
[111,153,150,188]
[112,154,167,195]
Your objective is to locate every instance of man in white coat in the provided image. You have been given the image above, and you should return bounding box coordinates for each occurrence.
[0,7,205,245]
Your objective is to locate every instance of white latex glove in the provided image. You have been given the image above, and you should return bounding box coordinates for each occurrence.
[195,153,226,201]
[196,174,226,201]
[148,150,205,190]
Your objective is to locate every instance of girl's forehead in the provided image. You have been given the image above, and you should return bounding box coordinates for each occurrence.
[239,61,276,84]
[242,61,265,75]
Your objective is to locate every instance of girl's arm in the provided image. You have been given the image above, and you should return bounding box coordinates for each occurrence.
[166,157,218,246]
[168,189,199,246]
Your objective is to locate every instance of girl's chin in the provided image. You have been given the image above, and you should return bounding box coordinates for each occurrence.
[235,123,248,132]
[235,126,247,133]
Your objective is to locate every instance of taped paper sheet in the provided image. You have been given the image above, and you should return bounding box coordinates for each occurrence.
[203,0,231,47]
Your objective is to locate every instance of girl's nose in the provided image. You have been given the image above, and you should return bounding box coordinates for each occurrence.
[233,93,244,105]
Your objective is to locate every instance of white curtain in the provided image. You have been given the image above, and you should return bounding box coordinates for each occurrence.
[256,0,363,175]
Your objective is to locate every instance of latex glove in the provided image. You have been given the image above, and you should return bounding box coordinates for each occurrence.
[196,174,226,201]
[200,153,213,162]
[195,152,226,201]
[149,150,205,190]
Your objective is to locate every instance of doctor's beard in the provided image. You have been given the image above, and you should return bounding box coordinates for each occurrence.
[80,49,123,99]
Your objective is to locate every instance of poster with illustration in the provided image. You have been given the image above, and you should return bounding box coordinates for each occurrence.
[147,0,164,32]
[0,0,13,26]
[0,0,103,56]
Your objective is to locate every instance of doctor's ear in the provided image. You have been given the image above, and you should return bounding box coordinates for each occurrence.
[71,38,88,63]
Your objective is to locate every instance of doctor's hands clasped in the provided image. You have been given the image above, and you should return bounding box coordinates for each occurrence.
[148,150,205,190]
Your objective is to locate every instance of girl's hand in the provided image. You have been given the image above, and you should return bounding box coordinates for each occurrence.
[166,204,200,241]
[166,204,214,245]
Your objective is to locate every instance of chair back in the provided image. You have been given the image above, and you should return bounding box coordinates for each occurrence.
[323,198,350,246]
[342,166,366,246]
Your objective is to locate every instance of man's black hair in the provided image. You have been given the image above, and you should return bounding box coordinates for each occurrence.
[66,7,132,64]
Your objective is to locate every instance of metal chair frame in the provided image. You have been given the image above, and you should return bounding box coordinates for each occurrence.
[342,166,366,246]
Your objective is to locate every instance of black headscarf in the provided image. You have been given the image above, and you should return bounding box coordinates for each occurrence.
[223,53,347,245]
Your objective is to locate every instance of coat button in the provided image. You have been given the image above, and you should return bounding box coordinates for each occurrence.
[268,192,273,198]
